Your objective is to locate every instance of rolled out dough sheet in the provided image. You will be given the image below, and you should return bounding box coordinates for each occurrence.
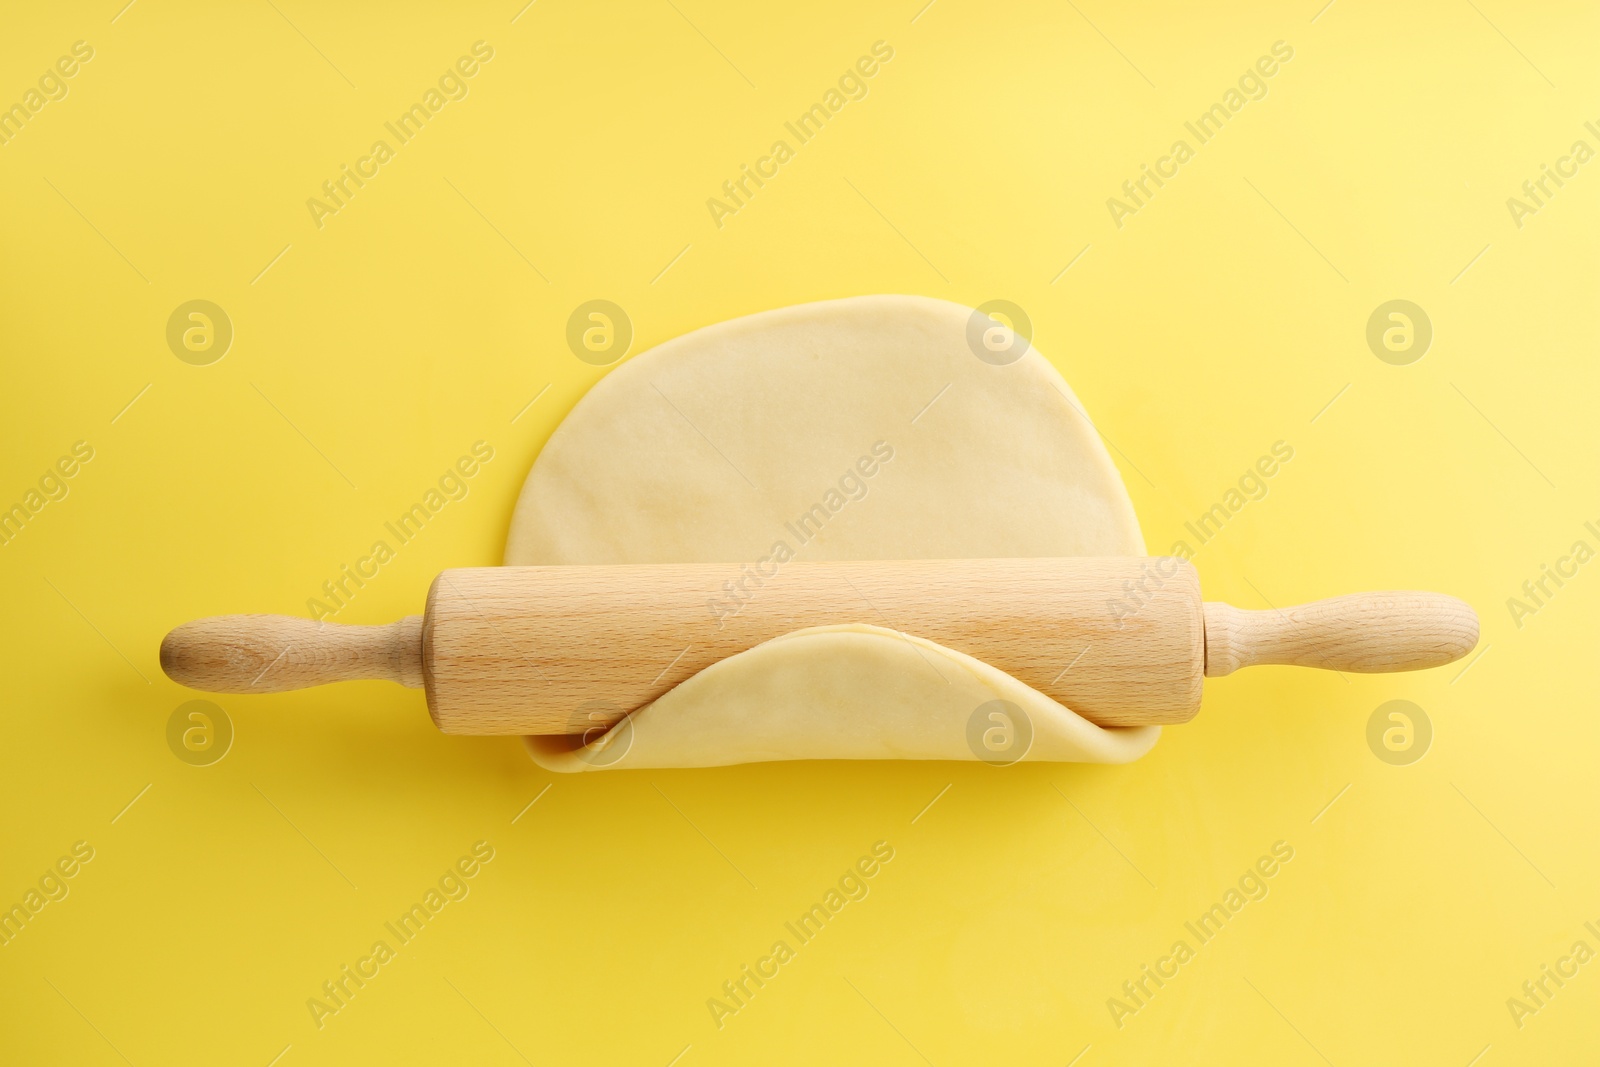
[506,294,1158,770]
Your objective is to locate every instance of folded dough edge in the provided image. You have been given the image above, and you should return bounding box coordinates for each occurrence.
[525,624,1160,772]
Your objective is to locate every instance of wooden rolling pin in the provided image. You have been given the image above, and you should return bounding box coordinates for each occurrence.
[159,557,1478,733]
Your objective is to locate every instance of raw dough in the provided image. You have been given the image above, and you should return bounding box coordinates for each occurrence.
[506,294,1157,770]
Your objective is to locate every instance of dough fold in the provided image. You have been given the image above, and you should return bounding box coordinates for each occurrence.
[507,294,1155,769]
[525,625,1159,771]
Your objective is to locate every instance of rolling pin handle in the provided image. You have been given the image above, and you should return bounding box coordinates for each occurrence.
[160,615,425,694]
[1203,593,1479,677]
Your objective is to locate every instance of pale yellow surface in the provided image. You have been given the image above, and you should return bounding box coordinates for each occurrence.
[2,1,1597,1064]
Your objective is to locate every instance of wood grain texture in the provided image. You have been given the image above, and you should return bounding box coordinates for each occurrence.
[1202,593,1478,676]
[160,615,424,693]
[421,557,1207,734]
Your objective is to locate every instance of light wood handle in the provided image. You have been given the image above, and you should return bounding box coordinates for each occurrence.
[160,615,425,693]
[1203,593,1478,677]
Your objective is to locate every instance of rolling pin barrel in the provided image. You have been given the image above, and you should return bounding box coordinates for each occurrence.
[419,558,1209,734]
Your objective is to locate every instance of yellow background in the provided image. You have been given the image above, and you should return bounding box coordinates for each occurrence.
[3,0,1596,1063]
